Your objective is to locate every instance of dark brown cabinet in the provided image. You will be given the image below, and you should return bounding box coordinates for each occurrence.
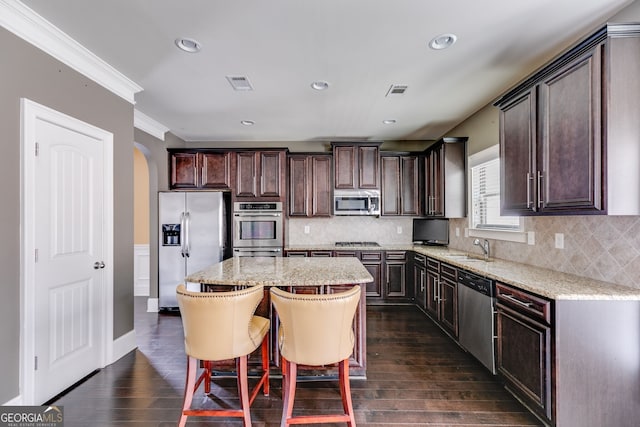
[496,283,552,423]
[169,150,232,190]
[288,154,332,217]
[332,142,380,190]
[424,258,457,338]
[496,23,640,216]
[360,251,383,299]
[234,150,286,201]
[413,253,427,311]
[380,154,420,216]
[423,137,467,218]
[384,251,409,301]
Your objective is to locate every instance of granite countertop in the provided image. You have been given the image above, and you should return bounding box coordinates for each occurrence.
[185,256,374,287]
[285,244,640,301]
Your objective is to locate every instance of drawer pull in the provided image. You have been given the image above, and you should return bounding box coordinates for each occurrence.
[502,294,533,308]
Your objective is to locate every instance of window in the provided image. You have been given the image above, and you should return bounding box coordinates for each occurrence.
[468,145,524,241]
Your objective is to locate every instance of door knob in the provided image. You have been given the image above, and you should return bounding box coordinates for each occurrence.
[93,261,106,269]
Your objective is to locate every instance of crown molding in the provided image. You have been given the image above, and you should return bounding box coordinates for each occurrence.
[134,109,169,141]
[0,0,142,104]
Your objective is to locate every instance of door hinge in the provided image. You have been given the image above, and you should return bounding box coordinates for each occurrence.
[35,142,39,157]
[34,356,38,371]
[35,249,39,263]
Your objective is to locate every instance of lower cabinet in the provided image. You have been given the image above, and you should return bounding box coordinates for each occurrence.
[413,253,427,311]
[496,283,552,422]
[424,258,458,338]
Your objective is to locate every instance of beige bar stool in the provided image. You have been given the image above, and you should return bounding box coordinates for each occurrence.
[176,284,270,427]
[270,286,361,427]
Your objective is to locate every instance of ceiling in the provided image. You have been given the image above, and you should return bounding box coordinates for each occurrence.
[19,0,635,143]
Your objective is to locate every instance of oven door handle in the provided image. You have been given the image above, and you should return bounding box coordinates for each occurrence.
[234,213,282,217]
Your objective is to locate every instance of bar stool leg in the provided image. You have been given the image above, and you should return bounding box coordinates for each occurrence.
[179,356,197,427]
[339,359,356,427]
[280,358,297,427]
[237,355,252,427]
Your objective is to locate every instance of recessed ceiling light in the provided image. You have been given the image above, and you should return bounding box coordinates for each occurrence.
[311,81,330,91]
[240,120,255,126]
[383,119,397,125]
[175,37,201,53]
[429,33,457,50]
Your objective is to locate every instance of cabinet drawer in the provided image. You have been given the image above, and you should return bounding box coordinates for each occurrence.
[334,250,358,257]
[496,283,551,324]
[385,251,406,261]
[440,263,457,281]
[360,251,383,261]
[286,251,308,257]
[309,251,332,257]
[426,258,440,272]
[413,253,426,266]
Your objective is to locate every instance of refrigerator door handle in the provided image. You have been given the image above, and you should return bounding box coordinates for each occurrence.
[184,212,191,257]
[180,212,186,258]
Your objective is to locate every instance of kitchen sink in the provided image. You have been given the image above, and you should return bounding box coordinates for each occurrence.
[443,253,493,262]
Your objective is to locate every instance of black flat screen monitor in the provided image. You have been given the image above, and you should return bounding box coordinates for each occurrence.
[412,218,449,246]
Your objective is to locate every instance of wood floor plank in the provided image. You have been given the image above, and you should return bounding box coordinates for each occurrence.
[48,298,543,426]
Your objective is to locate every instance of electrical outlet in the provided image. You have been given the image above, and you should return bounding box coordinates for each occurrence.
[555,233,564,249]
[304,225,310,234]
[527,231,535,245]
[455,227,460,237]
[397,226,402,234]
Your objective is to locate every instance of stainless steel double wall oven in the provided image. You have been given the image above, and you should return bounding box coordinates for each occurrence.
[232,201,283,257]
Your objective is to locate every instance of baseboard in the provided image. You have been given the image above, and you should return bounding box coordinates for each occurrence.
[133,244,150,296]
[147,297,159,313]
[111,329,137,364]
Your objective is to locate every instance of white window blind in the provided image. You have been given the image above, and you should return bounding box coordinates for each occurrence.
[471,158,519,230]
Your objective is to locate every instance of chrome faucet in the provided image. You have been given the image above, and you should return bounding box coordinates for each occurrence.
[473,238,490,260]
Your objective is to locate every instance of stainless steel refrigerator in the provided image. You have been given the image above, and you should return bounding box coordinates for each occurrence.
[158,191,230,309]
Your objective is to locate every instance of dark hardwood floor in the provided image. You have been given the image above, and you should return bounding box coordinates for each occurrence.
[50,298,542,426]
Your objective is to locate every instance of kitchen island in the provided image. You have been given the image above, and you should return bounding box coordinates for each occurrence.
[185,256,374,377]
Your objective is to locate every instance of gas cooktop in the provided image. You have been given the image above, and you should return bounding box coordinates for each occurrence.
[335,241,380,247]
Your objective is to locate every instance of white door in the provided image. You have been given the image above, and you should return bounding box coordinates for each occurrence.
[21,99,113,404]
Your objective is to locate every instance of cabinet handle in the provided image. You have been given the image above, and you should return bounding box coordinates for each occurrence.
[502,294,533,308]
[537,170,544,209]
[526,172,532,209]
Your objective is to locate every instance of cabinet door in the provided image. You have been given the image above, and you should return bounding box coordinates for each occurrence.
[381,156,401,215]
[439,277,458,337]
[288,156,309,216]
[425,268,439,318]
[235,152,257,197]
[414,263,427,310]
[425,146,444,216]
[401,156,420,215]
[358,145,379,189]
[385,261,406,298]
[539,47,603,213]
[362,262,383,298]
[200,152,232,189]
[334,145,356,189]
[170,152,199,189]
[311,156,332,216]
[500,90,536,215]
[497,304,552,421]
[259,151,283,198]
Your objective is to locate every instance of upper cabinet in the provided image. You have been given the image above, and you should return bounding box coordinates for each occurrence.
[496,23,640,216]
[235,150,287,201]
[424,137,467,218]
[288,154,332,217]
[332,142,381,190]
[380,153,420,216]
[169,150,232,190]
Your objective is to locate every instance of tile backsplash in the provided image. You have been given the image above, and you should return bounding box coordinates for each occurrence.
[449,216,640,290]
[288,215,640,290]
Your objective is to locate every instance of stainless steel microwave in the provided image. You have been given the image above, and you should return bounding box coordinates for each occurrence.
[333,189,381,216]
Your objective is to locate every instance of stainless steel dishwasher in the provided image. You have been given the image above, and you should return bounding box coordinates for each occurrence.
[457,270,496,374]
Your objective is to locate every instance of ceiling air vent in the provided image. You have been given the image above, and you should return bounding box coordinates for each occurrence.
[386,84,408,97]
[226,76,254,91]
